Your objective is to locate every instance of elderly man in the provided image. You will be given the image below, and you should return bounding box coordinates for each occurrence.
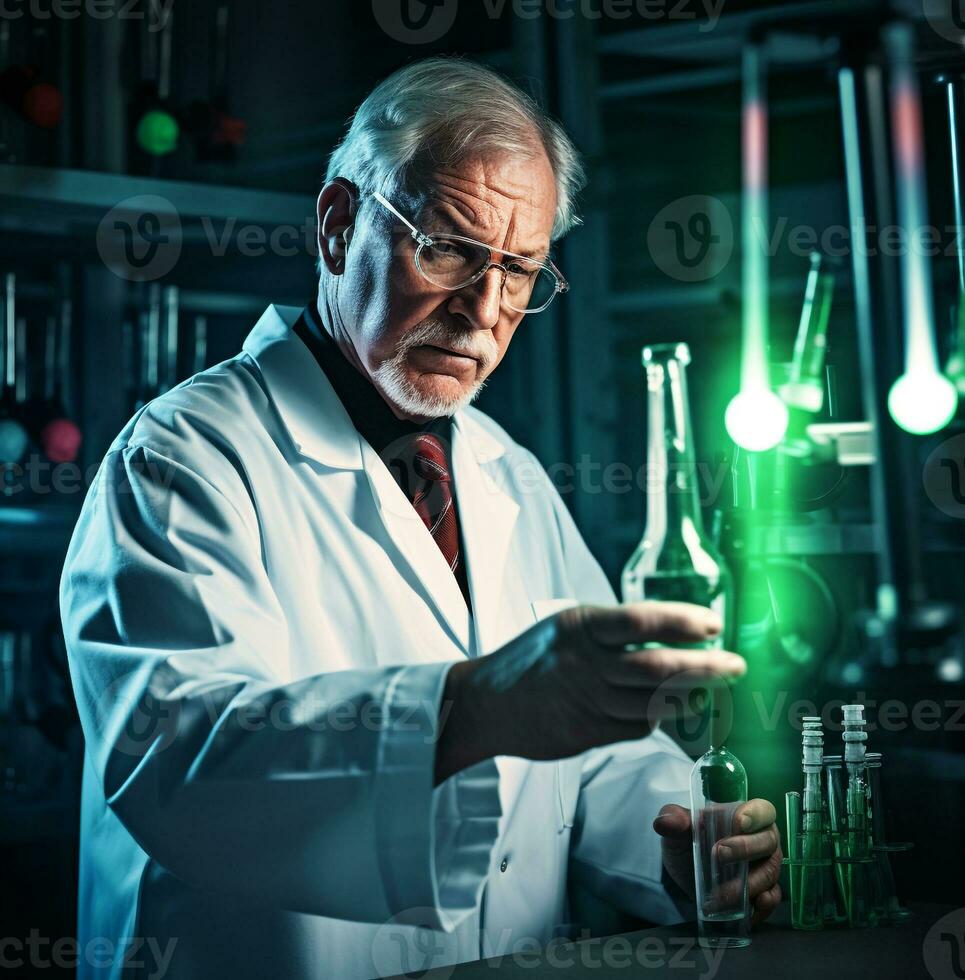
[61,56,781,980]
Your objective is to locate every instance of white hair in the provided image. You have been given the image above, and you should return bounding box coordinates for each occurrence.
[322,55,586,262]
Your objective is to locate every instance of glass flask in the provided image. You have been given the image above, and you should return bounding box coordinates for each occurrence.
[622,343,732,647]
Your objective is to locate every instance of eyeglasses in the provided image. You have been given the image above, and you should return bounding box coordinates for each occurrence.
[372,191,569,315]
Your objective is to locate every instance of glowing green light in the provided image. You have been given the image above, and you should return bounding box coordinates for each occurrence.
[136,110,179,156]
[725,387,789,452]
[887,370,958,434]
[885,29,955,437]
[729,45,787,456]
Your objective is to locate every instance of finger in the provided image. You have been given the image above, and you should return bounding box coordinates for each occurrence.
[707,835,781,910]
[576,602,723,649]
[606,648,746,687]
[746,848,783,898]
[706,873,743,911]
[734,798,778,834]
[752,883,782,926]
[708,848,781,912]
[702,876,749,915]
[652,803,692,841]
[717,825,781,864]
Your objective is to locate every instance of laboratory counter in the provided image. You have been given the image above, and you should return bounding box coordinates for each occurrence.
[392,903,957,980]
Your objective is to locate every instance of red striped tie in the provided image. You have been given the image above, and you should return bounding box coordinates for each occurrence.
[406,432,471,607]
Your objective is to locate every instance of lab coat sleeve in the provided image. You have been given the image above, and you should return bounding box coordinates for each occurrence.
[538,456,696,924]
[568,733,696,925]
[60,443,500,928]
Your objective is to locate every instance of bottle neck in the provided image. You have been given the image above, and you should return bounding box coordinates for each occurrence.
[643,355,704,542]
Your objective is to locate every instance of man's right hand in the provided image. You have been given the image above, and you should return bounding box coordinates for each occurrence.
[433,601,746,784]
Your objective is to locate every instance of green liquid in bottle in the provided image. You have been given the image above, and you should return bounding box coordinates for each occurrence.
[621,343,732,650]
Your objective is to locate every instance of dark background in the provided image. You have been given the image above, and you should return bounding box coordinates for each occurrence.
[1,0,963,974]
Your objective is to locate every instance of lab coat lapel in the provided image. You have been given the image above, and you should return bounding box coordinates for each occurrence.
[451,414,532,824]
[246,304,473,656]
[451,413,521,656]
[360,440,473,657]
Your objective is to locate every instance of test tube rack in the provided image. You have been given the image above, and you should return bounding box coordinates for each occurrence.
[783,707,913,930]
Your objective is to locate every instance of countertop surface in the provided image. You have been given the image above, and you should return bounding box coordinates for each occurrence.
[390,902,959,980]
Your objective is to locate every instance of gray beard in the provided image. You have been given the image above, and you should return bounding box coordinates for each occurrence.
[373,316,497,418]
[373,352,487,418]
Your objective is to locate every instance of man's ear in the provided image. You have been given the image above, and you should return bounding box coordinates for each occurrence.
[317,178,359,275]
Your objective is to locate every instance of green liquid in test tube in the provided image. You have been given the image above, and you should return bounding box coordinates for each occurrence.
[842,704,878,928]
[821,754,848,925]
[793,717,825,930]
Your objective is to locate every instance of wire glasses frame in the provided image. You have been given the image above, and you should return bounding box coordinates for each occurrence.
[372,191,569,315]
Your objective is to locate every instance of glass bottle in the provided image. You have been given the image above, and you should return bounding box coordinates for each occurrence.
[690,743,750,948]
[622,343,732,647]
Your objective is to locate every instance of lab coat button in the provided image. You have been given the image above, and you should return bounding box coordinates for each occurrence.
[500,858,508,873]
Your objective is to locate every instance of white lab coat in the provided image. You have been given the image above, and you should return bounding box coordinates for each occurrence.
[60,304,694,980]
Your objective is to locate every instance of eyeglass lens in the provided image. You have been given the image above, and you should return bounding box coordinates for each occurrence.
[416,237,558,313]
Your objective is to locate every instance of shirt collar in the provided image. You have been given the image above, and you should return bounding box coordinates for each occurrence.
[241,304,507,470]
[296,300,452,456]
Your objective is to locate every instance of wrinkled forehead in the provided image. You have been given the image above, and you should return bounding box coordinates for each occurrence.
[414,154,558,251]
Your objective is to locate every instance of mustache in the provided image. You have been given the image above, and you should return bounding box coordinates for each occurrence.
[397,318,499,369]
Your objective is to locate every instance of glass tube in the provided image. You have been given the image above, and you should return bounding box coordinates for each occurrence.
[690,746,750,948]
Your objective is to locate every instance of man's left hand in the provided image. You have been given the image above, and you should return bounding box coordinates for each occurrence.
[653,798,783,926]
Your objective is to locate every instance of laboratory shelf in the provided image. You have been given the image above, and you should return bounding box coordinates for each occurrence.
[0,164,316,241]
[598,0,899,68]
[0,503,81,554]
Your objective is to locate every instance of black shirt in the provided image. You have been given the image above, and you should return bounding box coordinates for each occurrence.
[293,300,472,610]
[295,302,453,455]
